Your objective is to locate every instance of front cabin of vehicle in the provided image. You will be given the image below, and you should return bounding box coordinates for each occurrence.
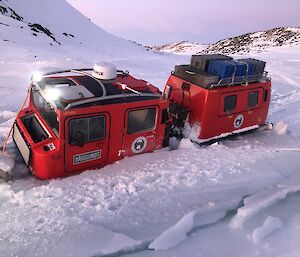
[13,63,169,180]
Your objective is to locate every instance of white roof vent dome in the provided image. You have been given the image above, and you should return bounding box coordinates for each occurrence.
[92,62,117,80]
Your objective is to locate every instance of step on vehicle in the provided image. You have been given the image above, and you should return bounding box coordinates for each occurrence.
[0,55,272,180]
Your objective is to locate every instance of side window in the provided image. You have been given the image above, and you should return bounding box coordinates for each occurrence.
[70,116,105,143]
[224,95,237,112]
[248,91,259,107]
[32,91,59,136]
[128,108,156,134]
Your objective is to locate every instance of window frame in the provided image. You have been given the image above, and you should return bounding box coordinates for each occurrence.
[127,107,157,134]
[32,91,59,137]
[248,91,259,108]
[223,95,237,113]
[69,115,106,144]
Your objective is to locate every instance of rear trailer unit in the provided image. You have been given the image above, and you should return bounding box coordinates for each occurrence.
[164,54,271,142]
[6,55,271,180]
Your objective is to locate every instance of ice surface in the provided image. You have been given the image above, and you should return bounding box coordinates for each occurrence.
[230,173,300,229]
[252,216,283,243]
[148,211,195,250]
[100,233,141,255]
[273,121,288,135]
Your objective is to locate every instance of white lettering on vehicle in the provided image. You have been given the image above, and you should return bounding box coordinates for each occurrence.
[73,150,101,164]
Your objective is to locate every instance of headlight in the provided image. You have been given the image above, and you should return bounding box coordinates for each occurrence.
[32,72,43,82]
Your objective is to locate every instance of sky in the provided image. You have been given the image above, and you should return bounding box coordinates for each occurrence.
[66,0,300,45]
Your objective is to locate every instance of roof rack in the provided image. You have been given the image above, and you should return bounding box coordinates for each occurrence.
[64,93,162,110]
[210,72,271,89]
[35,68,129,77]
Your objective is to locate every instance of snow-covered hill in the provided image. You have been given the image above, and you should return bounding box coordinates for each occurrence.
[146,41,208,55]
[149,27,300,55]
[204,27,300,55]
[0,0,149,59]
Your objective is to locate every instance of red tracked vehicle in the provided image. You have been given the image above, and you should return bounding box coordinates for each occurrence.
[164,55,271,142]
[8,63,169,180]
[0,54,272,180]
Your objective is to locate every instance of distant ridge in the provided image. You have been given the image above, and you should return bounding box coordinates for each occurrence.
[203,27,300,54]
[148,27,300,55]
[146,41,208,55]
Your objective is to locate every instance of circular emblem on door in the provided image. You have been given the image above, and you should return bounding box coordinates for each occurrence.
[234,114,244,129]
[131,137,147,154]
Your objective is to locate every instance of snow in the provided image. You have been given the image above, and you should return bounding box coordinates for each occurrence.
[168,137,181,150]
[0,1,300,256]
[252,216,283,243]
[148,211,195,250]
[183,121,201,142]
[273,121,288,135]
[178,138,195,149]
[0,153,15,173]
[148,41,208,55]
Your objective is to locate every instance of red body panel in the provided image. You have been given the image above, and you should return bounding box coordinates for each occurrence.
[14,108,64,179]
[165,74,271,140]
[115,75,160,94]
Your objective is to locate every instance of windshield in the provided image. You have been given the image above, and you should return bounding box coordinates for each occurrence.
[32,90,59,137]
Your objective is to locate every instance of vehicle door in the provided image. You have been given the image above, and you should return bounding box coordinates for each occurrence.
[122,106,159,157]
[65,113,110,173]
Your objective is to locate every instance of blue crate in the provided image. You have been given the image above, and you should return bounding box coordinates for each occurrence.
[238,58,264,75]
[235,61,245,77]
[207,60,235,79]
[207,60,255,79]
[235,61,255,77]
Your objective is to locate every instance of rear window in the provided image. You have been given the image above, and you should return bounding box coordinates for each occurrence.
[248,91,259,107]
[128,108,156,134]
[70,115,105,143]
[224,95,237,112]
